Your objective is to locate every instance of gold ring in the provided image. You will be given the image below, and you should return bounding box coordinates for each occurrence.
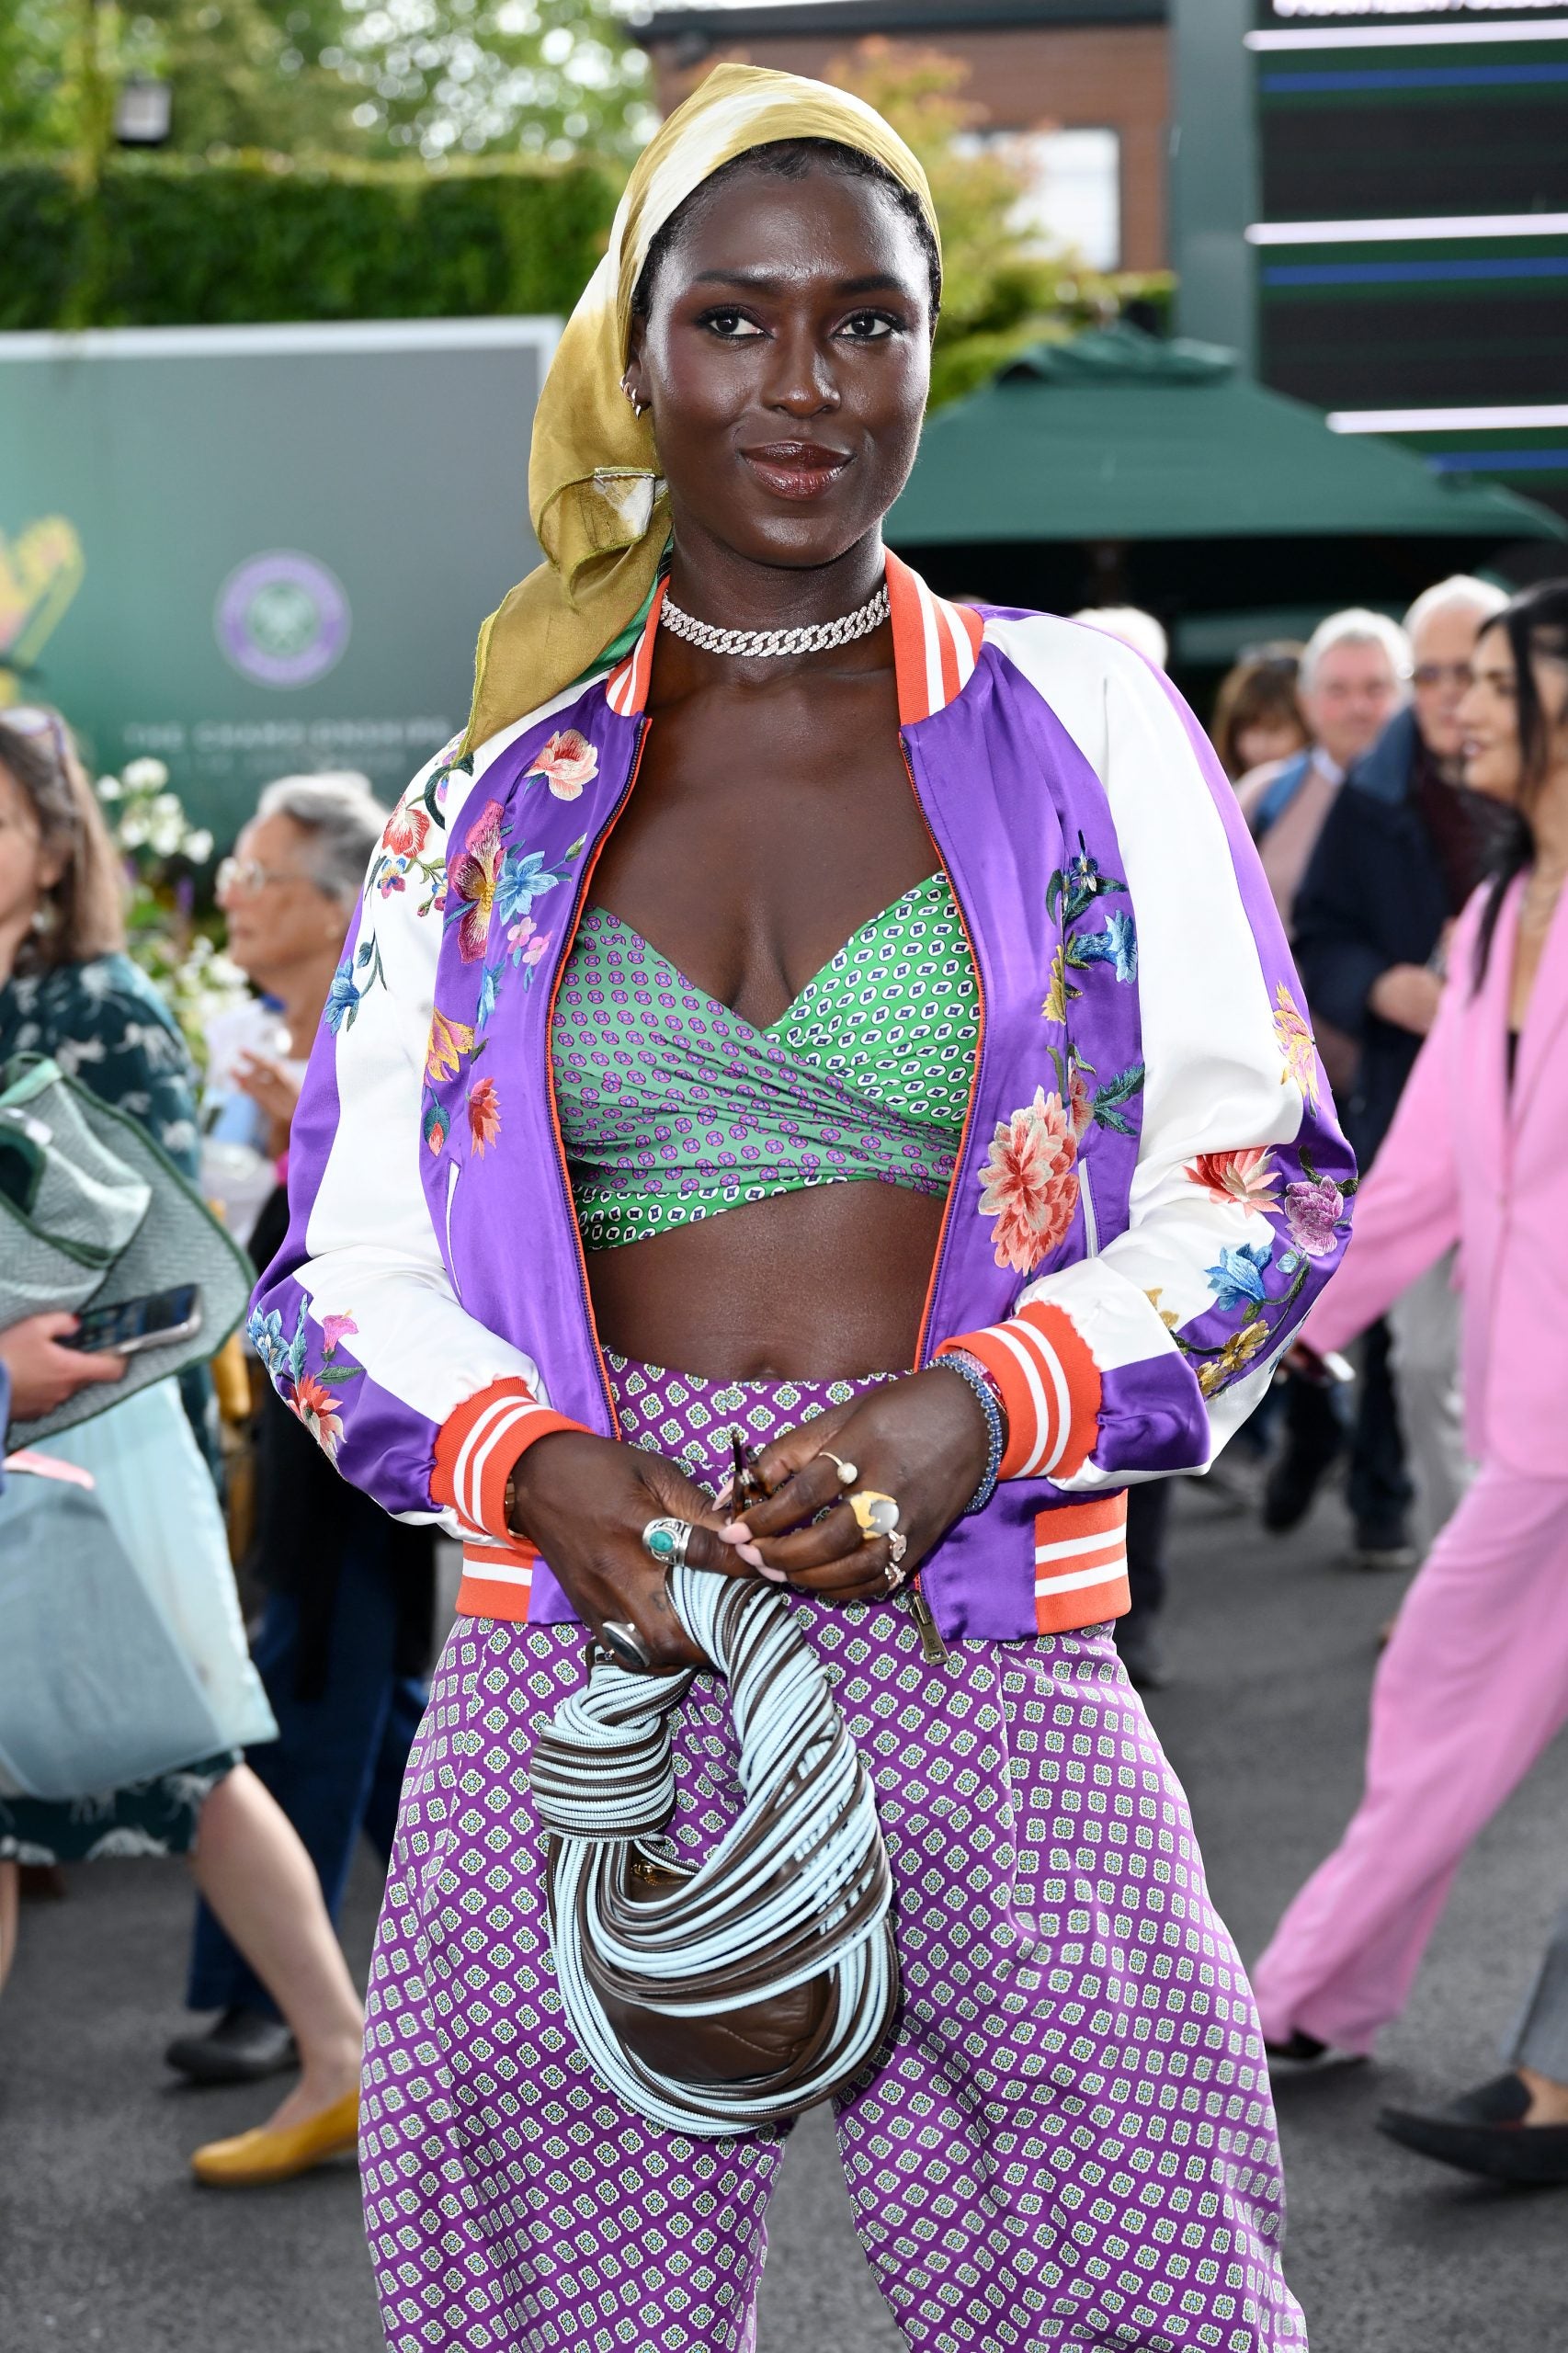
[849,1488,901,1540]
[819,1450,858,1488]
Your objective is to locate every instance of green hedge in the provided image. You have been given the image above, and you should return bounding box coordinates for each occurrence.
[0,153,621,331]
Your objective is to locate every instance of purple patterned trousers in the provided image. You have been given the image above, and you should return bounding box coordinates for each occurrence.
[360,1361,1305,2351]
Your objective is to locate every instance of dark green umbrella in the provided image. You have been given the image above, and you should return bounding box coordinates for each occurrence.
[889,324,1565,641]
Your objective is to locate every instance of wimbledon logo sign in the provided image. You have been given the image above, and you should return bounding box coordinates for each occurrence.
[216,551,350,688]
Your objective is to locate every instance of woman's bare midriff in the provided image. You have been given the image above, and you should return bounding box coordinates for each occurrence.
[584,1177,947,1381]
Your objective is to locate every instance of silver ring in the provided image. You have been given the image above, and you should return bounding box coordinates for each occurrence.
[887,1529,908,1567]
[641,1517,692,1569]
[883,1557,908,1594]
[819,1450,858,1488]
[599,1620,652,1671]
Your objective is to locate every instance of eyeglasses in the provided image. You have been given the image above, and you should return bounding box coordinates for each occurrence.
[1412,662,1474,691]
[215,855,316,897]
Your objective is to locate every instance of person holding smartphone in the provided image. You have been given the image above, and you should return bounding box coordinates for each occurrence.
[0,709,368,2186]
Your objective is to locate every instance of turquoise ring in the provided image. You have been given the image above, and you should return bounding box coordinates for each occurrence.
[642,1517,693,1569]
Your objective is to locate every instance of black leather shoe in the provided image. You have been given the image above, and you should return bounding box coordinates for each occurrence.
[1378,2074,1568,2185]
[1264,2029,1368,2071]
[165,2006,298,2085]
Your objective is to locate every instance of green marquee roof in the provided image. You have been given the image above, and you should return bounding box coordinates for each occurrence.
[889,324,1567,550]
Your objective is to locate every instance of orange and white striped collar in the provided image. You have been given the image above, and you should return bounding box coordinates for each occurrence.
[603,554,983,725]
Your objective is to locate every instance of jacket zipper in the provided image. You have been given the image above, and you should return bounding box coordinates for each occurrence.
[543,714,651,1431]
[900,737,987,1667]
[1079,1161,1099,1258]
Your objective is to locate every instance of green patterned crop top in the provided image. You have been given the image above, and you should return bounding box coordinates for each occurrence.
[552,873,981,1252]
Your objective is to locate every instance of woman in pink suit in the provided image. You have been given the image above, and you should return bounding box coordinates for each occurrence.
[1253,578,1568,2064]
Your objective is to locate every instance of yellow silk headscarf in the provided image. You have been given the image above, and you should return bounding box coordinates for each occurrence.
[460,63,939,753]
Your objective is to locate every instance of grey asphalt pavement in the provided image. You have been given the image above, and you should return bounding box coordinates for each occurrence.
[4,1480,1565,2351]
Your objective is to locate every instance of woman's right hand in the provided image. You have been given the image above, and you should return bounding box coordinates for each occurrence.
[506,1430,742,1668]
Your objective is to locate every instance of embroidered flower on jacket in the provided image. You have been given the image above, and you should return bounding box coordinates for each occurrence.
[290,1371,345,1459]
[426,1007,475,1084]
[1186,1147,1279,1210]
[321,1313,358,1356]
[978,1087,1080,1274]
[525,729,598,801]
[381,802,429,861]
[446,799,505,961]
[1074,907,1139,983]
[1198,1319,1269,1397]
[494,848,565,932]
[324,959,362,1034]
[468,1074,502,1154]
[1068,1063,1095,1141]
[423,1098,451,1155]
[1272,983,1319,1108]
[1204,1241,1274,1313]
[1042,943,1078,1027]
[1283,1174,1344,1258]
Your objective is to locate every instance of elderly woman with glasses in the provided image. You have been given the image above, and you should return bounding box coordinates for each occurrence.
[167,772,438,2127]
[0,708,368,2187]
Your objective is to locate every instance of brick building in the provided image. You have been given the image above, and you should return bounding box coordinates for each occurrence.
[630,0,1171,274]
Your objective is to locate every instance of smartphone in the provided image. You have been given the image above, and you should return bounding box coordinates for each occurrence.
[62,1284,203,1358]
[1283,1339,1355,1389]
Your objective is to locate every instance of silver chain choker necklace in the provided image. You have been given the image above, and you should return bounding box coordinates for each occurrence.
[658,580,889,660]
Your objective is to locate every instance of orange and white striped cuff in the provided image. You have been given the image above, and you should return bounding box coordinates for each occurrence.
[1032,1495,1129,1634]
[431,1377,583,1546]
[937,1301,1101,1482]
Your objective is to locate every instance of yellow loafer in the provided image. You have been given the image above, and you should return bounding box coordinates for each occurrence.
[190,2086,359,2188]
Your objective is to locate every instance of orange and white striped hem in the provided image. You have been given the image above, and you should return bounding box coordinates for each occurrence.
[456,1537,540,1623]
[1032,1494,1130,1634]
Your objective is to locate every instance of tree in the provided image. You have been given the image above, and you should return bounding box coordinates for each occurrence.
[825,40,1167,409]
[326,0,654,164]
[0,0,652,167]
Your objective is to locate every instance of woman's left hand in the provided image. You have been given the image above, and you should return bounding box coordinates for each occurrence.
[234,1051,304,1155]
[717,1367,988,1601]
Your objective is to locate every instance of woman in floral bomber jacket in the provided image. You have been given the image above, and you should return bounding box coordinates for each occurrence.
[251,68,1350,2353]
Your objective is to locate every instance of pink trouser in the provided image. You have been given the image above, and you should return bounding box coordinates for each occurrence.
[1253,1461,1568,2053]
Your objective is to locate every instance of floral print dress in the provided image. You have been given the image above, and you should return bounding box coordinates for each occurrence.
[0,952,236,1863]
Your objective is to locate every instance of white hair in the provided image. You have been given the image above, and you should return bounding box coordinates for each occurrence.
[1299,608,1411,693]
[1071,606,1168,671]
[256,771,387,904]
[1402,574,1508,642]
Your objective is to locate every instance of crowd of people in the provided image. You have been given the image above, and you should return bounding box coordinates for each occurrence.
[1,67,1565,2350]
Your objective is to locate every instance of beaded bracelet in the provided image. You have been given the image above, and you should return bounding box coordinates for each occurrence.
[927,1348,1006,1516]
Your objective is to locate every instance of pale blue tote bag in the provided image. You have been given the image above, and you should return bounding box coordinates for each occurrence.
[0,1381,277,1802]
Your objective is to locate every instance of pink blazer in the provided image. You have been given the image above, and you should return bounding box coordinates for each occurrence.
[1308,876,1568,1477]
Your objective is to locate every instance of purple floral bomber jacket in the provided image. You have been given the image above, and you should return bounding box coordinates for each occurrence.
[249,554,1355,1643]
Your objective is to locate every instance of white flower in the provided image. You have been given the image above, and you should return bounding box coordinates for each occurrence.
[121,757,168,791]
[185,829,213,862]
[96,777,122,802]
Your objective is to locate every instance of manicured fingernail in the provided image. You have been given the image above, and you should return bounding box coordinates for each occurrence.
[737,1543,765,1569]
[757,1563,788,1583]
[720,1522,752,1543]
